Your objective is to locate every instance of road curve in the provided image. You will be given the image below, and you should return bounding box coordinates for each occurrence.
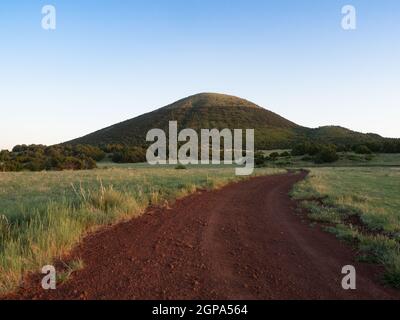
[7,172,400,299]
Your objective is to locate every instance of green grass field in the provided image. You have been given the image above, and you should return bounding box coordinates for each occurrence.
[293,153,400,167]
[259,151,400,168]
[0,166,283,294]
[291,167,400,287]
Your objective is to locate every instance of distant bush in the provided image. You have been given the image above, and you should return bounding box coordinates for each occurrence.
[291,142,321,156]
[0,150,10,162]
[336,144,352,152]
[111,147,146,163]
[73,145,106,161]
[292,142,339,164]
[101,144,125,153]
[366,140,400,153]
[269,152,280,160]
[382,140,400,153]
[1,144,101,172]
[354,145,372,155]
[254,151,266,166]
[175,164,187,170]
[314,146,339,164]
[11,144,29,153]
[62,157,84,170]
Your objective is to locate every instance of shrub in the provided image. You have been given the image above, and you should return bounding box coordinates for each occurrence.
[73,145,106,161]
[101,144,125,153]
[112,147,146,163]
[314,146,339,164]
[175,164,187,170]
[11,145,28,153]
[354,145,372,155]
[254,151,266,166]
[0,150,10,162]
[62,157,84,170]
[291,144,307,156]
[269,152,280,160]
[1,144,100,172]
[82,157,97,170]
[292,142,322,156]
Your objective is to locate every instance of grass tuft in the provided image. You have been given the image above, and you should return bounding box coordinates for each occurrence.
[58,259,85,284]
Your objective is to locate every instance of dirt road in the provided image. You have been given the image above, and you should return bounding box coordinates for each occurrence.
[8,172,400,299]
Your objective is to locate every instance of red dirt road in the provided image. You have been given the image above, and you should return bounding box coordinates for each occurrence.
[7,172,400,299]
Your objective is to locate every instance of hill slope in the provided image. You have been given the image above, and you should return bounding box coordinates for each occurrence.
[67,93,386,149]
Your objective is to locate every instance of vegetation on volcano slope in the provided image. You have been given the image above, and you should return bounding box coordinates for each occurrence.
[66,93,397,150]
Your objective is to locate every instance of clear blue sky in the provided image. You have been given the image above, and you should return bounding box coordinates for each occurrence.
[1,0,399,150]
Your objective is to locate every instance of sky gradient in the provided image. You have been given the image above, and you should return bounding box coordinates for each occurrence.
[1,0,399,150]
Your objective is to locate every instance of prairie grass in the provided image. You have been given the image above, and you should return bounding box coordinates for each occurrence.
[0,166,283,294]
[292,167,400,287]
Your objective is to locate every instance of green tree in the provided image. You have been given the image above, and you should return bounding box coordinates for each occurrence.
[314,146,339,164]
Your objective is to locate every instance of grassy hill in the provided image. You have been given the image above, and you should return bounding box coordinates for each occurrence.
[66,93,387,149]
[303,126,385,145]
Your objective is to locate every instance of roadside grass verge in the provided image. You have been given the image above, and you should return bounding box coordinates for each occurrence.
[0,166,284,294]
[58,259,85,284]
[291,167,400,288]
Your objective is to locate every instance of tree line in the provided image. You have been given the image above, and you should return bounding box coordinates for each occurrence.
[255,140,400,166]
[0,144,149,172]
[292,140,400,158]
[1,139,400,172]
